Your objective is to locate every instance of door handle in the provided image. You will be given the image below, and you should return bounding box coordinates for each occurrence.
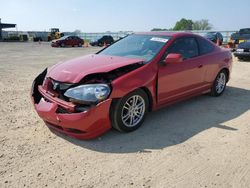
[198,64,203,68]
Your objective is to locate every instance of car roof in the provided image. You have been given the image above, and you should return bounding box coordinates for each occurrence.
[134,32,199,38]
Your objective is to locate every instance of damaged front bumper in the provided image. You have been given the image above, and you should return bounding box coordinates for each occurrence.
[31,69,112,139]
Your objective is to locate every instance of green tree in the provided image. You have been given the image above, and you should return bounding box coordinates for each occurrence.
[192,19,212,30]
[173,18,193,31]
[151,28,168,31]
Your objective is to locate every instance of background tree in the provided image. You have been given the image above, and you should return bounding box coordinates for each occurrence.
[192,19,212,30]
[173,18,193,31]
[150,18,213,31]
[151,28,168,31]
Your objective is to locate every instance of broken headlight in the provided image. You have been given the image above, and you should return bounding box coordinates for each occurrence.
[64,84,111,104]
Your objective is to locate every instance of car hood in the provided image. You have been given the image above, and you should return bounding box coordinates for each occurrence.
[238,42,250,49]
[47,54,144,83]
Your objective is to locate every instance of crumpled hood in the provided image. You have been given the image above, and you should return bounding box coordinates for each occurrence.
[47,54,144,83]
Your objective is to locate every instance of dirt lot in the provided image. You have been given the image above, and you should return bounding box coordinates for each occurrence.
[0,42,249,188]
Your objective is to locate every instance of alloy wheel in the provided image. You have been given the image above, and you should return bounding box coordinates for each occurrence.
[121,95,146,127]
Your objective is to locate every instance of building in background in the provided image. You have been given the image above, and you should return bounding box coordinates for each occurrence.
[0,18,16,41]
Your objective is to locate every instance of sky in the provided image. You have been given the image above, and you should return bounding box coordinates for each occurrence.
[0,0,250,32]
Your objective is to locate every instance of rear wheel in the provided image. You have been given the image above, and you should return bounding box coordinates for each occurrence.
[210,70,227,97]
[111,89,149,132]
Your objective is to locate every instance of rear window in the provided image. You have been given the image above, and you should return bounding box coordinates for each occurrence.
[197,37,214,55]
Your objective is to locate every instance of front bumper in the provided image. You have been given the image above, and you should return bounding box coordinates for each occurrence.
[234,51,250,58]
[32,78,112,139]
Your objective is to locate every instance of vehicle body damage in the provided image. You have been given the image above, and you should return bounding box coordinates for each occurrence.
[31,55,148,139]
[31,32,232,139]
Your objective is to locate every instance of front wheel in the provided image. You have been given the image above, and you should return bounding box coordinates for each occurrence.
[210,70,227,97]
[111,89,149,132]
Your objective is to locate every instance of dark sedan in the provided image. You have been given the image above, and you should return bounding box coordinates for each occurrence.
[51,36,84,47]
[234,39,250,60]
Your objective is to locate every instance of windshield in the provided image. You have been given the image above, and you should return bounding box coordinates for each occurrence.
[99,34,171,62]
[205,32,216,37]
[59,36,69,40]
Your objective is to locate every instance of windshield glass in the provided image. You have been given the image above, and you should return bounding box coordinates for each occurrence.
[99,34,171,62]
[205,32,216,37]
[59,36,69,40]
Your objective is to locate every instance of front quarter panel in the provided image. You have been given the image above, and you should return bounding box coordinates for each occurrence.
[110,62,157,104]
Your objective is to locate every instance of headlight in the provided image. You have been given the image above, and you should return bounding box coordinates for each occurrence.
[64,84,111,104]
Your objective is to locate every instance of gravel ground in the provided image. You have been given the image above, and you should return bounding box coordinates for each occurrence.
[0,42,249,188]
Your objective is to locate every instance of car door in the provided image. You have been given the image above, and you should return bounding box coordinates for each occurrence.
[76,37,81,45]
[64,36,71,46]
[157,37,206,105]
[72,36,78,46]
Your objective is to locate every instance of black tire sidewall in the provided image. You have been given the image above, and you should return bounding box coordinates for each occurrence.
[211,70,227,97]
[111,89,149,132]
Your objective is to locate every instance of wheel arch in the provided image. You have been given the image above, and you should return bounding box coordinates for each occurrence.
[139,87,153,112]
[110,86,154,113]
[220,67,230,82]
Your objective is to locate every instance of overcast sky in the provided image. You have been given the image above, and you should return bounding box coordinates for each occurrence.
[1,0,250,32]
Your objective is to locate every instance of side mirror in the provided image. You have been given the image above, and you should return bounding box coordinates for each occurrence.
[164,53,183,64]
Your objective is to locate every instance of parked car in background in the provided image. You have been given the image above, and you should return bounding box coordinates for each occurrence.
[51,36,84,47]
[90,35,114,46]
[234,39,250,60]
[229,28,250,51]
[204,32,223,45]
[231,28,250,43]
[32,32,232,139]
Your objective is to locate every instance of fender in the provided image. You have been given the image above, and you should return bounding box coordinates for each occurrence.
[110,62,158,108]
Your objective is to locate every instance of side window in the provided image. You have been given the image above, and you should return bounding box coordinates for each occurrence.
[197,37,214,55]
[165,37,199,59]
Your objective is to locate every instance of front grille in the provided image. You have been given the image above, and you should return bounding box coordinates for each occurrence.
[65,128,86,134]
[56,106,70,114]
[48,78,74,101]
[46,122,63,130]
[46,121,86,134]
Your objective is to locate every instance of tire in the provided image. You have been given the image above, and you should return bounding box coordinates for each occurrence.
[78,43,82,47]
[210,70,227,97]
[238,57,244,61]
[111,89,149,132]
[60,43,65,47]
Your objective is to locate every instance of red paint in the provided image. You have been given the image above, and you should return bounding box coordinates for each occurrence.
[51,37,84,47]
[32,32,232,139]
[47,54,143,83]
[165,53,183,63]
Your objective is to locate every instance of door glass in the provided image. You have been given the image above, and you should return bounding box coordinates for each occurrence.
[165,37,199,59]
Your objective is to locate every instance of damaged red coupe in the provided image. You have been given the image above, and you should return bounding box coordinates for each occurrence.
[31,32,232,139]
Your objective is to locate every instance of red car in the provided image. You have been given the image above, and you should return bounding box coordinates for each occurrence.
[31,32,232,139]
[51,36,84,47]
